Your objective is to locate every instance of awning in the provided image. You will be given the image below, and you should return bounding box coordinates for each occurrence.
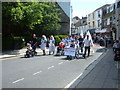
[95,28,110,33]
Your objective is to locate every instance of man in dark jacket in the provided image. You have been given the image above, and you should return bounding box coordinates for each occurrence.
[31,34,37,52]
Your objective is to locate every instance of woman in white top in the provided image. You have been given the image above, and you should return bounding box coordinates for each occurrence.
[41,35,47,55]
[49,35,55,55]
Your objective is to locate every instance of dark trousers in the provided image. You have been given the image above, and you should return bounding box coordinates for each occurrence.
[57,47,62,53]
[84,46,90,57]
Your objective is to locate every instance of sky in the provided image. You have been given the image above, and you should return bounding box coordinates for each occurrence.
[71,0,116,19]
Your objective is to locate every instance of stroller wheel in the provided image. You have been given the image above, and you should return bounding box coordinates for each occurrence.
[25,54,29,58]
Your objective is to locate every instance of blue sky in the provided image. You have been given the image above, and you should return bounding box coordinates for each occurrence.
[71,0,115,18]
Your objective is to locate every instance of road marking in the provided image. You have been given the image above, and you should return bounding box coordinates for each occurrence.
[64,73,83,88]
[0,56,22,61]
[48,66,54,70]
[12,78,24,84]
[33,71,42,75]
[58,62,63,65]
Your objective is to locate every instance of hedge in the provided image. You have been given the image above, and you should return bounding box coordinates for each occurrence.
[55,35,68,40]
[54,35,68,46]
[2,36,14,50]
[54,36,61,46]
[2,36,25,50]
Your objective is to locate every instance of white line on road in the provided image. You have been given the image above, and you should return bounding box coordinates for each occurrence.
[64,73,83,88]
[12,78,24,84]
[33,71,42,75]
[58,62,63,65]
[48,66,54,70]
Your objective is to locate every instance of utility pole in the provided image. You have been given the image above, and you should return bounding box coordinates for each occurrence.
[70,5,73,35]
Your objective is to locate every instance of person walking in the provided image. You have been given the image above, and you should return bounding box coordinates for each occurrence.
[78,35,84,54]
[31,34,37,53]
[83,35,92,58]
[40,35,47,55]
[49,35,55,55]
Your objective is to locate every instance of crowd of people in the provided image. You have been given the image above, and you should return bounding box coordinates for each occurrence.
[26,33,120,59]
[26,34,95,58]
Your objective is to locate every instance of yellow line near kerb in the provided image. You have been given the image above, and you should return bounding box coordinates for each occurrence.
[0,56,22,61]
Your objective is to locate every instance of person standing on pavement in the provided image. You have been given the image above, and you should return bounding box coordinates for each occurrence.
[49,35,55,55]
[78,35,84,54]
[83,35,92,58]
[31,34,37,53]
[40,35,47,55]
[104,35,108,48]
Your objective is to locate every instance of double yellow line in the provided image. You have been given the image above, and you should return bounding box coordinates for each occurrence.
[0,55,22,61]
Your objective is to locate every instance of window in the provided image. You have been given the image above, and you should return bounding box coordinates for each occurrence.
[93,13,94,19]
[98,20,100,27]
[93,21,95,28]
[98,11,100,17]
[117,1,120,8]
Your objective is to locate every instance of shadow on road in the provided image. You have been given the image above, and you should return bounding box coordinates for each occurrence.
[96,48,107,53]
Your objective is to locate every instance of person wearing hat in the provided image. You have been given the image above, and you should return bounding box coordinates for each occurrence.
[40,35,47,55]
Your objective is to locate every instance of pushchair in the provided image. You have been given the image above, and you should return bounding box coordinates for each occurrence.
[55,42,65,56]
[24,43,37,58]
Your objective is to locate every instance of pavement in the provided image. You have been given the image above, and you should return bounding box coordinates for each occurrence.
[70,47,120,89]
[0,47,50,59]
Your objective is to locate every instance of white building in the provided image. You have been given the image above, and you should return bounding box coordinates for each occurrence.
[115,1,120,39]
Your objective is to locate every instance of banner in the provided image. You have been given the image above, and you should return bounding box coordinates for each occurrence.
[64,47,76,56]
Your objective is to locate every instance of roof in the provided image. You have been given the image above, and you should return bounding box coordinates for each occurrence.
[72,16,80,20]
[94,4,111,11]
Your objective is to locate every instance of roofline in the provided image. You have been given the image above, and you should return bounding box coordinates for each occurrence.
[94,4,111,11]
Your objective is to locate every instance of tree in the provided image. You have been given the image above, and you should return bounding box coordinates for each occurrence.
[2,1,61,37]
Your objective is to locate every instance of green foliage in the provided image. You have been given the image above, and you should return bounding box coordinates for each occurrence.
[2,2,61,31]
[55,35,68,40]
[54,36,61,46]
[2,2,62,50]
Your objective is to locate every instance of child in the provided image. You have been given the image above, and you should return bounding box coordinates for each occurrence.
[70,40,75,48]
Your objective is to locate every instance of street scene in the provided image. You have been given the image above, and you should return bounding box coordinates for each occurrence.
[1,0,120,89]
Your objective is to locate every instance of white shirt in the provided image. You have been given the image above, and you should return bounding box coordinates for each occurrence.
[84,39,91,47]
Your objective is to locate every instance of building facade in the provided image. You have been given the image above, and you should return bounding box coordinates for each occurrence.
[56,2,70,35]
[115,1,120,39]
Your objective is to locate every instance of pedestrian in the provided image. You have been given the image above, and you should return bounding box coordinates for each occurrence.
[62,37,66,45]
[104,35,108,48]
[40,35,47,55]
[99,37,105,46]
[83,35,92,58]
[113,40,119,52]
[49,35,55,55]
[31,34,37,53]
[78,35,84,54]
[70,40,75,48]
[67,35,73,45]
